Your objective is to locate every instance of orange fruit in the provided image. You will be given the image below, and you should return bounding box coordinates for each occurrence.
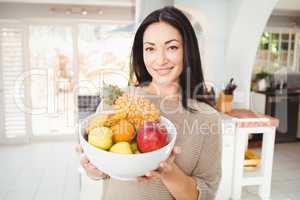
[111,119,135,143]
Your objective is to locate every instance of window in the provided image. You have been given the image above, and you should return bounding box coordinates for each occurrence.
[253,32,297,75]
[0,20,134,143]
[0,25,28,142]
[77,23,134,94]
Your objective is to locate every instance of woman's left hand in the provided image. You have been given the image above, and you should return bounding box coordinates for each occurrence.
[136,146,181,183]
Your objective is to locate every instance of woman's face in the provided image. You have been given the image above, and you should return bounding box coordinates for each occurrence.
[143,21,183,85]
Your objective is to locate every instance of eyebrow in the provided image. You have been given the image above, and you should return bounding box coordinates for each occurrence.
[143,39,180,46]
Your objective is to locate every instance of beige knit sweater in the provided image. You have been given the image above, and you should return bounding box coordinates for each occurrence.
[100,87,222,200]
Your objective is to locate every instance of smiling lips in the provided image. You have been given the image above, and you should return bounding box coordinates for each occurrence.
[154,66,174,76]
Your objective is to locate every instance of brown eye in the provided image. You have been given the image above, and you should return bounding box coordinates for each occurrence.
[168,46,178,51]
[145,47,154,52]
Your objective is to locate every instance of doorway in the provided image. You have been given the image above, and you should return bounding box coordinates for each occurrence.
[0,21,133,144]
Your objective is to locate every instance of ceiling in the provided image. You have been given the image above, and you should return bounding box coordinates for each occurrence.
[0,0,134,7]
[275,0,300,11]
[2,0,298,12]
[274,0,300,17]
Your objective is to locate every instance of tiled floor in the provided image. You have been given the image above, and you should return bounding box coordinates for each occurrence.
[0,141,299,200]
[242,142,300,200]
[0,141,80,200]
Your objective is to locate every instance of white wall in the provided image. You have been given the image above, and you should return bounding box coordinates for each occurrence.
[175,0,229,94]
[135,0,174,25]
[225,0,279,108]
[176,0,280,108]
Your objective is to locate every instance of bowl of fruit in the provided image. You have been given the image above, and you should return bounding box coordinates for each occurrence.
[79,85,177,180]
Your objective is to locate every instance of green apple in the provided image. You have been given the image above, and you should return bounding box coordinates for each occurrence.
[133,150,140,154]
[130,142,138,152]
[88,127,113,150]
[110,142,133,154]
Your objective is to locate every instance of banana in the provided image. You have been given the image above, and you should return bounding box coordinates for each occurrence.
[86,115,108,134]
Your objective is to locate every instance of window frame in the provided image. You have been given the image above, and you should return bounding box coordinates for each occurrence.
[0,18,134,144]
[254,27,300,74]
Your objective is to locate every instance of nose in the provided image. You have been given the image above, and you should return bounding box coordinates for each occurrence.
[156,49,167,65]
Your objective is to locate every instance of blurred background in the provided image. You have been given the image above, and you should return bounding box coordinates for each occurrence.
[0,0,299,200]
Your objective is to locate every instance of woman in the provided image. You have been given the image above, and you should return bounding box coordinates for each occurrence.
[80,6,222,200]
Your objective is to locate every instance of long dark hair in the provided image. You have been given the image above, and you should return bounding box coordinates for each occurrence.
[130,6,210,111]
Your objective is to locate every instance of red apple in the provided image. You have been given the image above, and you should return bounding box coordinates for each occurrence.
[137,121,169,153]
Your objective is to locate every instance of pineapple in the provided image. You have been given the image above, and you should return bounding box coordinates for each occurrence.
[101,84,160,128]
[114,93,160,128]
[102,84,124,105]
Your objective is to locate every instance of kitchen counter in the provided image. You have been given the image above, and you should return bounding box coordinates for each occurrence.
[227,108,279,127]
[254,89,300,96]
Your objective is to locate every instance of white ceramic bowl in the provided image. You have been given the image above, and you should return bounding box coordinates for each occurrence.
[79,114,177,181]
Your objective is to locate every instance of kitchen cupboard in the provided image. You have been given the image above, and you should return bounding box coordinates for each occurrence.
[251,91,300,142]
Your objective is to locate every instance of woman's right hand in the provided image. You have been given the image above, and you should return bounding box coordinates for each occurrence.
[77,144,105,180]
[80,154,105,180]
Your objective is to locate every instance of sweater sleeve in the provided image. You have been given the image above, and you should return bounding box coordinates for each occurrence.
[191,114,222,200]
